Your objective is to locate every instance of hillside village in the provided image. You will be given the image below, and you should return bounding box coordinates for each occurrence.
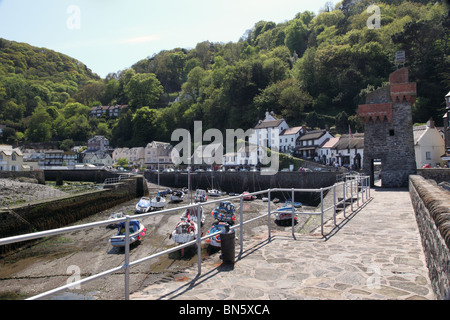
[1,94,448,173]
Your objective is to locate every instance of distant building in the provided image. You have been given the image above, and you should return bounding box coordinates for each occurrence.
[250,111,287,150]
[442,91,450,165]
[0,145,24,171]
[279,126,306,154]
[294,129,334,160]
[414,119,445,168]
[90,105,128,118]
[87,135,110,153]
[112,147,145,168]
[145,141,173,170]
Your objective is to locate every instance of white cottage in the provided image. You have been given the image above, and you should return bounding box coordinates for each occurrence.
[413,119,445,168]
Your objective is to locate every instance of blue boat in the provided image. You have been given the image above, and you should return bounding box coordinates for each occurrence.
[211,201,236,225]
[109,220,146,247]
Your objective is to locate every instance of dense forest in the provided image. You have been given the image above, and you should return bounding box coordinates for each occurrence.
[0,0,449,149]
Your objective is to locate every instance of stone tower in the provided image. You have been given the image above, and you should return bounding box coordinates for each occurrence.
[358,67,417,187]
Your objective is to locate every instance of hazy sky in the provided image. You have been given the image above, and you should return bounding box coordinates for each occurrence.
[0,0,336,78]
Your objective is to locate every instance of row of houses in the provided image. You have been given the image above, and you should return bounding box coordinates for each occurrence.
[0,113,446,172]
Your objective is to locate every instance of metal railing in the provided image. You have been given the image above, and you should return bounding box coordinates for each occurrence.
[0,175,370,300]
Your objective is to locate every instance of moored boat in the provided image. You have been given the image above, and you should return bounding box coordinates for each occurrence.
[135,197,152,213]
[181,207,205,227]
[170,190,185,202]
[211,201,236,225]
[205,222,236,248]
[109,220,146,247]
[151,193,167,209]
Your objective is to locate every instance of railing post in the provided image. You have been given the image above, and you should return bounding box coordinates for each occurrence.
[197,203,202,275]
[350,178,354,212]
[268,190,271,241]
[333,184,336,226]
[343,179,346,218]
[320,188,324,237]
[124,215,130,300]
[291,188,296,240]
[357,175,360,208]
[239,194,244,255]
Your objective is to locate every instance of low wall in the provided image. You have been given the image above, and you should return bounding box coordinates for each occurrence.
[409,175,450,299]
[417,168,450,184]
[44,169,119,183]
[0,175,148,255]
[0,170,45,184]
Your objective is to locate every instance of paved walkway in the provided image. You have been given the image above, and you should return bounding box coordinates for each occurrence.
[131,187,435,300]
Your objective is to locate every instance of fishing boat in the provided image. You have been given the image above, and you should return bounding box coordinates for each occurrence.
[211,201,236,225]
[194,189,207,202]
[135,197,152,213]
[181,207,205,227]
[274,210,298,226]
[170,190,185,202]
[109,220,146,247]
[205,222,235,248]
[151,193,167,209]
[170,216,199,245]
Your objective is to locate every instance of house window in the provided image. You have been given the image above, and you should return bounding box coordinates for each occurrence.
[426,152,431,160]
[12,153,16,161]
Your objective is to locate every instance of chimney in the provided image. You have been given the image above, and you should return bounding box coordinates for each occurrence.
[427,118,435,128]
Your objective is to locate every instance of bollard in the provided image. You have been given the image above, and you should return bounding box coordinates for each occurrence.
[220,224,235,265]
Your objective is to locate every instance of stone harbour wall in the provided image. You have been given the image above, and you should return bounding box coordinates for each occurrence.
[409,175,450,299]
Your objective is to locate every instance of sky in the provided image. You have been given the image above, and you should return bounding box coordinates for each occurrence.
[0,0,336,78]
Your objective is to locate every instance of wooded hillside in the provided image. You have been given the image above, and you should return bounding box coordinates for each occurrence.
[1,0,448,148]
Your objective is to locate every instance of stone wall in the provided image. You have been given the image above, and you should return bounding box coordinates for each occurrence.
[417,169,450,184]
[44,169,118,183]
[145,171,338,194]
[0,170,45,184]
[409,175,450,299]
[0,175,148,254]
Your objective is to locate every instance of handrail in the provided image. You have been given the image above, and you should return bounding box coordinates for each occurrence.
[0,174,370,300]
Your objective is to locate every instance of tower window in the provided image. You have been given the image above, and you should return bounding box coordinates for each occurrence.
[389,130,395,136]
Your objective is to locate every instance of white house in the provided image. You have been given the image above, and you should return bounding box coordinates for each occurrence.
[0,145,25,171]
[279,126,306,154]
[413,119,445,168]
[112,147,145,168]
[332,133,365,169]
[250,111,288,150]
[317,137,340,166]
[294,130,334,160]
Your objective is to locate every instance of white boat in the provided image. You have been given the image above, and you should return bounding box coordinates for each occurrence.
[208,189,223,197]
[135,197,152,213]
[109,220,146,247]
[170,190,185,202]
[170,217,199,245]
[194,189,207,202]
[151,194,167,209]
[181,207,205,227]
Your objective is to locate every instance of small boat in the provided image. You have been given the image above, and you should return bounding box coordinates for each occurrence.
[205,222,236,248]
[170,190,185,202]
[181,207,205,227]
[170,216,199,245]
[211,201,236,225]
[243,192,256,201]
[135,197,152,213]
[262,197,269,202]
[107,212,125,229]
[109,220,146,247]
[194,189,207,202]
[151,194,167,209]
[208,189,223,197]
[158,188,172,197]
[274,210,298,226]
[285,199,302,208]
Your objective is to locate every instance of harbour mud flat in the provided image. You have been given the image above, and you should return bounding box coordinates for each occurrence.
[0,182,319,300]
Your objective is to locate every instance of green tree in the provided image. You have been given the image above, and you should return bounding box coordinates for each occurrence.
[25,106,52,142]
[124,73,164,108]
